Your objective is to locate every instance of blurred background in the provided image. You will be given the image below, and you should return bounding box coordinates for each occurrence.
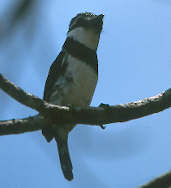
[0,0,171,187]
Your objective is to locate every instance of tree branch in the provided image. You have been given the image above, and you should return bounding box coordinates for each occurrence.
[139,171,171,188]
[1,73,171,135]
[0,115,43,135]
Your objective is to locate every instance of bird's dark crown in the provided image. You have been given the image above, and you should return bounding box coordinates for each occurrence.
[68,12,104,33]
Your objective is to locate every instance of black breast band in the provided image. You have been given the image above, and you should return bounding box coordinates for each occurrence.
[62,37,98,74]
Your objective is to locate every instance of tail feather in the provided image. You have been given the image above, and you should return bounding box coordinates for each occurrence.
[55,136,73,181]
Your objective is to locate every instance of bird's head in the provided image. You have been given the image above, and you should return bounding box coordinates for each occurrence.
[67,12,104,50]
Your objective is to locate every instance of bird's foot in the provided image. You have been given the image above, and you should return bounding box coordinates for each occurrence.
[98,103,110,130]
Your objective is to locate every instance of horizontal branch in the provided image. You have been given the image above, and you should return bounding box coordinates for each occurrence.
[0,115,43,135]
[0,73,171,135]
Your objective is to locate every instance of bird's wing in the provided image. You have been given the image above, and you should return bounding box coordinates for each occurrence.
[43,51,67,101]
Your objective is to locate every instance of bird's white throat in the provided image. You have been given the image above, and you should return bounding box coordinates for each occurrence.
[67,27,100,50]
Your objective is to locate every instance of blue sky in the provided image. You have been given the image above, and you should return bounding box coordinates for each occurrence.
[0,0,171,187]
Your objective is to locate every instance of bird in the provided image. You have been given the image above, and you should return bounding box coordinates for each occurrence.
[42,12,104,181]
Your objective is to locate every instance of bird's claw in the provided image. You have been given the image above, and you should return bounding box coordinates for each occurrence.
[98,103,110,130]
[99,103,110,109]
[99,124,105,129]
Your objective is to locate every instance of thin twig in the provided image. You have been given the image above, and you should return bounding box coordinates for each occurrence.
[139,171,171,188]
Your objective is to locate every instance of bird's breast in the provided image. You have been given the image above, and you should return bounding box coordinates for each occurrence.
[60,55,98,106]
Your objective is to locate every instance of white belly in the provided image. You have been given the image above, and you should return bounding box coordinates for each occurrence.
[50,55,98,107]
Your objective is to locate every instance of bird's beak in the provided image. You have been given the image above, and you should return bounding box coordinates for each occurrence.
[90,14,104,33]
[97,14,104,20]
[91,14,104,24]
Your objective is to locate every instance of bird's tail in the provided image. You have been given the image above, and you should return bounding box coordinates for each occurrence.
[55,135,73,181]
